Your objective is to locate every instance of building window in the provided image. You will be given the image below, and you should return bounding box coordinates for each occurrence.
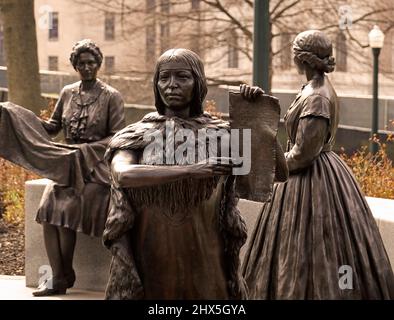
[191,0,200,10]
[279,33,291,70]
[160,0,170,53]
[190,0,201,56]
[48,12,59,41]
[336,32,347,72]
[0,24,5,66]
[160,23,170,52]
[228,31,239,68]
[146,0,156,65]
[105,56,115,74]
[105,12,115,41]
[147,0,156,11]
[190,34,201,56]
[381,32,393,73]
[48,56,58,71]
[146,25,156,65]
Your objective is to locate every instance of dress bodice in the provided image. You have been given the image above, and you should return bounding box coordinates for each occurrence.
[284,76,339,152]
[42,79,125,144]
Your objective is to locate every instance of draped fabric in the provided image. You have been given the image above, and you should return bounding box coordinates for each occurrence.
[0,79,125,237]
[0,102,101,193]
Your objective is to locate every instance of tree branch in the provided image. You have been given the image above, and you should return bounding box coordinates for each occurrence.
[271,0,301,22]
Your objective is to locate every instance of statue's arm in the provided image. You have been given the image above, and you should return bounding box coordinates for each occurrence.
[40,89,65,135]
[285,116,328,173]
[108,90,126,135]
[110,150,232,189]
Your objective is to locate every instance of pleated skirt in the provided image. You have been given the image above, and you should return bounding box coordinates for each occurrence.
[35,163,110,237]
[242,151,394,299]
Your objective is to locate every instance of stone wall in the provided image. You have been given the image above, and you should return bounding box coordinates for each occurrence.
[1,66,393,132]
[25,179,394,291]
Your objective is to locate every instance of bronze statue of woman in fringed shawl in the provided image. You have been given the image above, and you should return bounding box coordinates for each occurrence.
[102,48,283,299]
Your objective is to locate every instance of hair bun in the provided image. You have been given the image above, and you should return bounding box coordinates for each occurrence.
[323,56,336,73]
[293,30,335,74]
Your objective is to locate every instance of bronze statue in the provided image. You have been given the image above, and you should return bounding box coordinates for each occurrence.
[102,48,286,299]
[242,30,394,299]
[0,39,125,296]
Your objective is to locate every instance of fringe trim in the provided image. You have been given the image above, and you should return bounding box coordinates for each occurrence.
[219,176,248,299]
[126,176,220,215]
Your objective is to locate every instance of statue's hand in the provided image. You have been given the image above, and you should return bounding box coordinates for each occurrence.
[240,84,264,101]
[188,157,242,179]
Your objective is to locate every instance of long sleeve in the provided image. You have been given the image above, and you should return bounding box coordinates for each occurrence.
[274,137,289,182]
[286,116,328,173]
[286,94,331,173]
[108,90,125,135]
[41,89,64,135]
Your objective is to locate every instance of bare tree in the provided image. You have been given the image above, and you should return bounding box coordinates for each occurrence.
[72,0,394,87]
[0,0,44,114]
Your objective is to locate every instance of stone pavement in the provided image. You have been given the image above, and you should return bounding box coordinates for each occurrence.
[0,275,104,300]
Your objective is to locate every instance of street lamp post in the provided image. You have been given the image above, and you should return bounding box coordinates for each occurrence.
[253,0,270,93]
[368,25,385,154]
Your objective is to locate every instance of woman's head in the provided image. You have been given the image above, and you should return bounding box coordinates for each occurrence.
[153,48,207,116]
[292,30,335,74]
[69,39,103,81]
[69,39,103,69]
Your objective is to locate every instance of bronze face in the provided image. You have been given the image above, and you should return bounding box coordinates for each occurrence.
[76,52,99,81]
[157,61,195,111]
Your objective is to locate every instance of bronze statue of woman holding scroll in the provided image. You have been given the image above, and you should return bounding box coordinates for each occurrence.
[102,48,287,299]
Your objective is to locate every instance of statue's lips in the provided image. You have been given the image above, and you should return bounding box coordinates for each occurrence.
[165,94,183,99]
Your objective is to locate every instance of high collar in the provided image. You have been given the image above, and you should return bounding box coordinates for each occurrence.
[71,79,105,106]
[141,111,229,129]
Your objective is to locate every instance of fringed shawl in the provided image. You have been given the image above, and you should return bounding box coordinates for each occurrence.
[103,112,248,299]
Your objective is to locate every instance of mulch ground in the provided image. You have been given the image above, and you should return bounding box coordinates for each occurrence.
[0,218,24,275]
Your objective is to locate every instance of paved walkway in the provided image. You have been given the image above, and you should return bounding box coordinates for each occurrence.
[0,275,104,300]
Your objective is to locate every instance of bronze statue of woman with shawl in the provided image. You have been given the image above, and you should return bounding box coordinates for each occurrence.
[102,48,286,299]
[0,39,125,296]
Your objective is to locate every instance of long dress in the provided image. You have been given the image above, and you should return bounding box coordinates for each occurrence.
[102,112,250,300]
[0,79,125,237]
[242,76,394,299]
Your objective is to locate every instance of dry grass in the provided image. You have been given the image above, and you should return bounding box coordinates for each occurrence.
[0,160,38,224]
[0,101,54,225]
[205,99,223,118]
[340,129,394,200]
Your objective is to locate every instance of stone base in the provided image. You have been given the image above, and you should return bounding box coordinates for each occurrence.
[25,179,394,292]
[24,179,111,292]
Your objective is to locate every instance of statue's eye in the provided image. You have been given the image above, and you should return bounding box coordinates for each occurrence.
[178,72,192,79]
[159,73,169,81]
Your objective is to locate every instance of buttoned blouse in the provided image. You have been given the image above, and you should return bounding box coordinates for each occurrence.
[42,79,125,144]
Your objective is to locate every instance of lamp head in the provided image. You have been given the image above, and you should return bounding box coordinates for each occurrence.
[368,25,385,49]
